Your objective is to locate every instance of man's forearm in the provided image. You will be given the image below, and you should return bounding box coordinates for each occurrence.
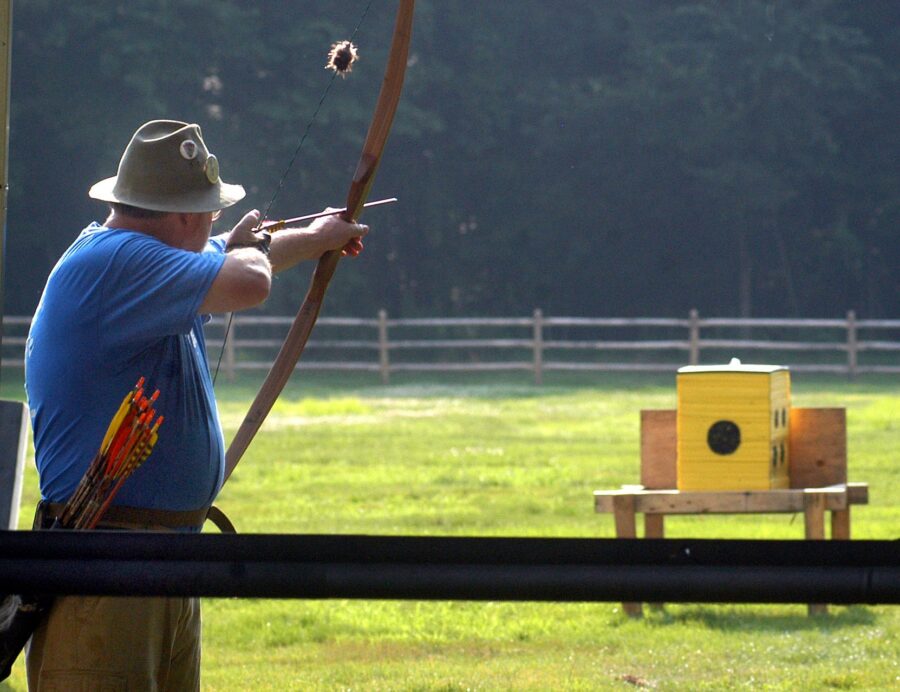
[267,226,335,274]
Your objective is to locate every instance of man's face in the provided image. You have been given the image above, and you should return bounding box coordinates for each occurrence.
[181,211,219,252]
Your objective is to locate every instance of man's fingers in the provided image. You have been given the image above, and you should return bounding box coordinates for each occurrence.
[225,210,265,252]
[234,209,261,232]
[309,215,369,253]
[342,237,364,257]
[343,224,368,256]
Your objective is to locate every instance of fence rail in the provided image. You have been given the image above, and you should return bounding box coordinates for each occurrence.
[3,310,899,384]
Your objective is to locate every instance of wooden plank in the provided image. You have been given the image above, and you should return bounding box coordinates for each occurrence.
[790,408,847,488]
[543,340,691,350]
[640,410,677,489]
[595,484,866,514]
[595,487,850,514]
[543,317,688,328]
[846,482,869,505]
[699,339,845,351]
[700,317,846,328]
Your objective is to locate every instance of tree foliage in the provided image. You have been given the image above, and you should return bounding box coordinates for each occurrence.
[6,0,898,318]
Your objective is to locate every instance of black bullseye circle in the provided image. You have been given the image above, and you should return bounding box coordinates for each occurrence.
[707,420,741,455]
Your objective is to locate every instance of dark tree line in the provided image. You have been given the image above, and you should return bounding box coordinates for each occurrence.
[5,1,898,319]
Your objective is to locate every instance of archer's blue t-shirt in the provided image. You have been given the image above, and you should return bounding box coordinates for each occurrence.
[25,223,227,511]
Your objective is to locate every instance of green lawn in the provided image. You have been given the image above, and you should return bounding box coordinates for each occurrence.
[3,371,898,690]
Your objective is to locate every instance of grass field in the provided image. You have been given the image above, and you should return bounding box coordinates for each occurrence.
[2,371,898,690]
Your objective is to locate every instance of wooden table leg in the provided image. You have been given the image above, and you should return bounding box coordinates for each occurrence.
[612,495,642,617]
[645,514,665,611]
[645,513,664,539]
[804,492,827,616]
[825,502,852,616]
[832,508,850,540]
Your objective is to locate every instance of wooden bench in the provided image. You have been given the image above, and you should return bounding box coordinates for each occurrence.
[594,408,869,616]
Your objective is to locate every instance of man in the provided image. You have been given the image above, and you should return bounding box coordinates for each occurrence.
[23,120,367,690]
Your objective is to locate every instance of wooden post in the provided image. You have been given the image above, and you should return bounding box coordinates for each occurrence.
[846,310,857,380]
[532,308,544,386]
[688,309,700,365]
[831,487,851,542]
[804,491,828,615]
[378,309,390,385]
[803,492,826,539]
[612,494,642,617]
[831,509,851,541]
[224,312,236,382]
[645,514,664,538]
[612,495,637,538]
[644,514,665,610]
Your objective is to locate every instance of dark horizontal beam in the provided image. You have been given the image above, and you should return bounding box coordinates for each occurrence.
[1,532,897,604]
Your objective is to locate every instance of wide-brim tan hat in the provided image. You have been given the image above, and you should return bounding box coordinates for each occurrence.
[89,120,245,213]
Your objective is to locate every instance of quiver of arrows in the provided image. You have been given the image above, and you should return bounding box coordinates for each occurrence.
[56,377,164,530]
[1,378,164,681]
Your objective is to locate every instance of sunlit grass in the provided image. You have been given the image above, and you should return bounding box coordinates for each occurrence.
[3,371,898,690]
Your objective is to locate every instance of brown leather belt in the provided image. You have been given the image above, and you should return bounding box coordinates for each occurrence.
[35,501,236,533]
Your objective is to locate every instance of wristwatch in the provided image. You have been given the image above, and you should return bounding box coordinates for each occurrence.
[254,231,272,256]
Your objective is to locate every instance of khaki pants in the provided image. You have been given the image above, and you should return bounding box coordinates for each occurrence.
[25,595,200,692]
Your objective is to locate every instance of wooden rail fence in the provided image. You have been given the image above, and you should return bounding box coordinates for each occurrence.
[3,310,898,384]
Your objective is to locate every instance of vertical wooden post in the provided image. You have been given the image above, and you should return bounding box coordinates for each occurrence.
[832,508,851,541]
[644,513,665,611]
[612,494,642,617]
[532,308,544,386]
[831,509,851,540]
[804,491,828,615]
[644,514,664,538]
[378,309,390,385]
[803,492,826,539]
[612,494,637,537]
[224,312,236,382]
[688,309,700,365]
[846,310,857,380]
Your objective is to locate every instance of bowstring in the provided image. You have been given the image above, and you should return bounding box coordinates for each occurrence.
[213,0,373,386]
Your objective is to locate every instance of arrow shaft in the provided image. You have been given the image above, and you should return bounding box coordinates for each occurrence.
[260,197,397,232]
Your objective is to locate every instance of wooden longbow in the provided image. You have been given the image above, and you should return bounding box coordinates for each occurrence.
[223,0,415,483]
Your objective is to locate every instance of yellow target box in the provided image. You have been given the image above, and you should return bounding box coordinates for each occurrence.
[676,360,791,490]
